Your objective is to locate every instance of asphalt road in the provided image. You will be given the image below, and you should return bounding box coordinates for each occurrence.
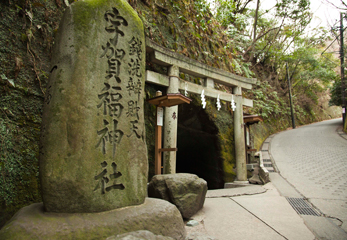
[269,118,347,236]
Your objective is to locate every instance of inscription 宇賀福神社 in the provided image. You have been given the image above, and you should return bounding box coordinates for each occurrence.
[95,7,128,194]
[94,8,145,195]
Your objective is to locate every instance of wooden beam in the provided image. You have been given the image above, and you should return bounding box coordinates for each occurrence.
[147,93,192,107]
[247,149,258,152]
[159,148,178,152]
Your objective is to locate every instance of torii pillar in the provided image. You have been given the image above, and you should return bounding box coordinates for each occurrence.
[163,65,180,174]
[233,86,247,182]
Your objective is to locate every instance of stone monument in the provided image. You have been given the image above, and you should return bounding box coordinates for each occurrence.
[0,0,186,239]
[40,0,147,213]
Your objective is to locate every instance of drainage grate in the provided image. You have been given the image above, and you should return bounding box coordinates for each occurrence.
[286,198,320,216]
[264,163,273,167]
[268,169,275,172]
[263,159,271,162]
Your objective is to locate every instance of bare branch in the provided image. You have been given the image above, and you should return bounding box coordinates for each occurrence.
[242,26,281,58]
[255,26,281,41]
[324,0,347,10]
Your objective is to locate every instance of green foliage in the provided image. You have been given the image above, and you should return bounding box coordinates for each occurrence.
[329,79,347,107]
[275,0,311,25]
[215,0,238,27]
[250,81,288,118]
[283,47,340,108]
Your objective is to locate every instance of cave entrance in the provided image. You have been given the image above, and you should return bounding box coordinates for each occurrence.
[176,102,224,189]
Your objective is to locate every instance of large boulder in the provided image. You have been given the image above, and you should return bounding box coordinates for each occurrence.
[148,173,207,219]
[106,230,174,240]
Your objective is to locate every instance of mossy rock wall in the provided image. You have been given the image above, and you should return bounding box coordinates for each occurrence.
[0,0,66,228]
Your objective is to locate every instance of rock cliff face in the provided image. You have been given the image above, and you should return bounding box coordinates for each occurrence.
[0,0,66,228]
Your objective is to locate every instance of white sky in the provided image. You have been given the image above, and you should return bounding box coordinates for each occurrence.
[207,0,346,30]
[306,0,345,29]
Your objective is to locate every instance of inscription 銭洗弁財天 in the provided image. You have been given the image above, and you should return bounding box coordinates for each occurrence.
[126,36,143,139]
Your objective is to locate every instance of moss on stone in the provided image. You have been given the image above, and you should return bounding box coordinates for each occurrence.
[220,127,236,183]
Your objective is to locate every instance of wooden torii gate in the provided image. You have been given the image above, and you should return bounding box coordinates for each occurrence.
[145,39,256,182]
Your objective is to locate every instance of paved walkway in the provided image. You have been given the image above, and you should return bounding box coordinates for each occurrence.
[186,118,347,240]
[270,118,347,202]
[269,118,347,238]
[186,184,315,240]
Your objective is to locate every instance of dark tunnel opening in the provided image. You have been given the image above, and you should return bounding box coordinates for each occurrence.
[176,102,225,189]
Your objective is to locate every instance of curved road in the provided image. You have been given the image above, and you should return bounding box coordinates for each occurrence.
[269,118,347,235]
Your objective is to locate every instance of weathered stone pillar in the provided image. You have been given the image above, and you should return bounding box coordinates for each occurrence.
[39,0,148,213]
[233,86,247,182]
[205,77,215,89]
[163,65,180,174]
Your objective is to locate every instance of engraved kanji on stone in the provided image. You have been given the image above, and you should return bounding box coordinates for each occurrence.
[100,42,125,58]
[100,42,115,59]
[128,36,142,60]
[96,119,124,156]
[94,161,109,194]
[104,7,128,47]
[127,120,141,138]
[95,120,110,155]
[128,58,141,78]
[126,100,140,120]
[103,49,125,82]
[126,78,141,99]
[106,162,125,192]
[109,103,124,118]
[126,77,135,95]
[94,161,124,194]
[134,78,142,98]
[97,83,123,117]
